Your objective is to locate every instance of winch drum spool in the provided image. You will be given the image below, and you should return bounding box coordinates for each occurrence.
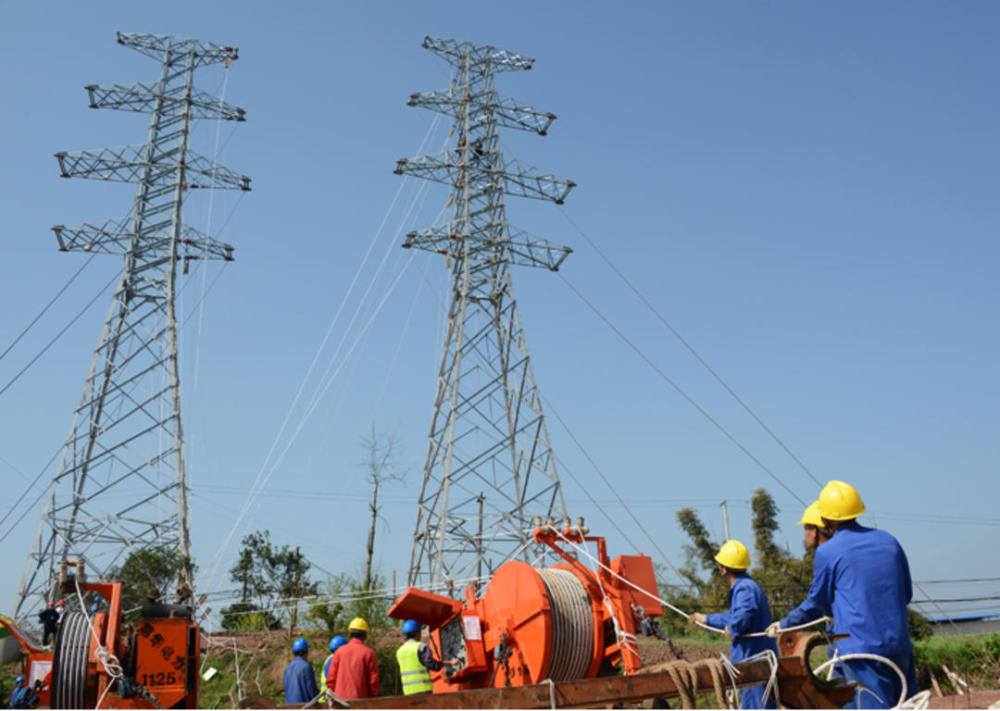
[536,567,594,681]
[51,611,90,709]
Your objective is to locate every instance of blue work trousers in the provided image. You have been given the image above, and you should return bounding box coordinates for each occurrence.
[836,651,917,709]
[740,682,776,709]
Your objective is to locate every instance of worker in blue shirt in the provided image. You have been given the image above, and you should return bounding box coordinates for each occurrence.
[690,540,777,709]
[283,637,320,705]
[9,676,38,709]
[768,480,918,709]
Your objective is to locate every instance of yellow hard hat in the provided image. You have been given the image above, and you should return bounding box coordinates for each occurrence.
[818,480,865,521]
[348,617,369,633]
[714,540,750,570]
[797,501,825,527]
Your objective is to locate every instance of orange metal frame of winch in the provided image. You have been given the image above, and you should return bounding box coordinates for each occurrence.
[2,573,200,709]
[388,524,663,692]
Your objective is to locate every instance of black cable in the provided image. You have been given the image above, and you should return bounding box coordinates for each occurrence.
[0,270,119,399]
[542,393,688,583]
[559,208,823,488]
[0,253,96,363]
[559,272,808,507]
[0,446,63,536]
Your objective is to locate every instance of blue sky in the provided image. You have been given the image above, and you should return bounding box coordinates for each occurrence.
[1,2,997,623]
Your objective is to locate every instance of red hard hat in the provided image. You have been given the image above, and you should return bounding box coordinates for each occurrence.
[59,599,65,605]
[48,601,55,608]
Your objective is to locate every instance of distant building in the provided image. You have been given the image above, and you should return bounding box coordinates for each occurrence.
[927,612,1000,636]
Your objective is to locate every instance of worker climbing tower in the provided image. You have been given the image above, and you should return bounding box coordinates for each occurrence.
[395,36,575,592]
[15,32,250,621]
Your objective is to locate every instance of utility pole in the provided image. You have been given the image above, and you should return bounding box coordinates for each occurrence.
[15,32,250,621]
[396,36,575,592]
[721,500,731,542]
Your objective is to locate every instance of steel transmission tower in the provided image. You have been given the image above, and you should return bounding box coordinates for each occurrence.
[395,37,576,592]
[15,32,250,620]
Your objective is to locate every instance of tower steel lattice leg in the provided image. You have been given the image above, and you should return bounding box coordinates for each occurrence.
[396,37,576,592]
[15,32,250,621]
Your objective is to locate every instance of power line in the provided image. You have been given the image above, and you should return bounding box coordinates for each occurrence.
[559,207,823,489]
[0,253,96,364]
[0,268,118,398]
[558,272,808,507]
[542,393,687,583]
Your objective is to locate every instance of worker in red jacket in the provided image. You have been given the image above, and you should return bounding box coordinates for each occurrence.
[326,617,380,699]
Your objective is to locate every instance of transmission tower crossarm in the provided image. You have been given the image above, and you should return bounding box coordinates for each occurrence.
[17,30,248,623]
[421,36,534,73]
[117,31,238,67]
[408,90,556,135]
[403,223,571,271]
[86,82,246,121]
[52,219,235,261]
[394,151,575,204]
[55,146,251,191]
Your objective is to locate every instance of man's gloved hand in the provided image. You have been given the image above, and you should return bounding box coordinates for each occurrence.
[689,612,707,626]
[765,621,782,637]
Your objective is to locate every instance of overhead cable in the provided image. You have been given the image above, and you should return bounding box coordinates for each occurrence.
[0,269,119,399]
[558,273,807,507]
[542,393,687,583]
[559,207,822,488]
[0,253,97,364]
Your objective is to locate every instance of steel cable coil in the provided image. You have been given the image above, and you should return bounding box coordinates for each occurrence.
[537,568,593,681]
[51,611,89,709]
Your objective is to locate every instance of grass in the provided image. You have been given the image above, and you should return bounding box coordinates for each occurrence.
[913,633,1000,692]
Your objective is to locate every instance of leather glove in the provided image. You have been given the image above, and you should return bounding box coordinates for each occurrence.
[689,612,707,626]
[765,621,782,637]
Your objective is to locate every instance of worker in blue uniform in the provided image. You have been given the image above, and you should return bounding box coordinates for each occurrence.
[9,676,38,709]
[690,540,777,709]
[768,480,918,709]
[283,637,320,705]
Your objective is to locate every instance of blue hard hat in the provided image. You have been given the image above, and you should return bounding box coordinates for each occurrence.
[292,637,309,653]
[329,635,347,652]
[94,594,103,603]
[15,676,24,684]
[402,619,421,635]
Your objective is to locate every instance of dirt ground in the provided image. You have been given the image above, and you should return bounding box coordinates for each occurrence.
[927,689,1000,709]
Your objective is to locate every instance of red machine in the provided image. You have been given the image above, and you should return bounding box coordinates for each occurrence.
[388,522,663,691]
[1,563,200,709]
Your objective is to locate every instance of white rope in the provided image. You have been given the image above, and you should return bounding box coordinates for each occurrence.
[553,529,831,641]
[744,617,833,638]
[897,690,931,710]
[813,652,908,708]
[71,579,123,709]
[747,649,780,709]
[541,678,556,709]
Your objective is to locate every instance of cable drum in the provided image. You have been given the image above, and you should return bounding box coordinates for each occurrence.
[51,611,90,709]
[537,568,594,681]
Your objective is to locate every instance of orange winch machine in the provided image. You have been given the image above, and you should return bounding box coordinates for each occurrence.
[3,560,201,709]
[388,520,663,690]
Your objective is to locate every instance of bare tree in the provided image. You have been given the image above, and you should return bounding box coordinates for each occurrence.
[361,425,406,594]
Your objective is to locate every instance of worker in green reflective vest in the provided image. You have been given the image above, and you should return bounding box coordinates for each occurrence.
[395,619,458,695]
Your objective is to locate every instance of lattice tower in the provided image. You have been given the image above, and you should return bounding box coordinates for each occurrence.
[395,36,575,592]
[15,32,250,621]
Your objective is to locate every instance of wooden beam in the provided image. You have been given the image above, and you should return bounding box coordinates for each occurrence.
[342,659,775,709]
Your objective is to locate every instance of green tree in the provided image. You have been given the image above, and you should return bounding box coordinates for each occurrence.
[305,573,352,636]
[113,545,196,620]
[674,508,728,613]
[220,530,317,631]
[750,488,781,567]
